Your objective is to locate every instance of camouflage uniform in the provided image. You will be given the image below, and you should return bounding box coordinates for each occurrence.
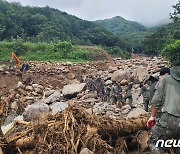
[138,85,150,112]
[123,84,133,107]
[104,85,111,102]
[148,66,180,154]
[149,80,158,101]
[111,83,122,105]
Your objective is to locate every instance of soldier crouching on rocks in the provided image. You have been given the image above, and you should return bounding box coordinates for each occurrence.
[147,62,180,154]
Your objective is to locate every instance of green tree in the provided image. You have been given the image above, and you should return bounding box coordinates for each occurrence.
[161,40,180,62]
[170,1,180,22]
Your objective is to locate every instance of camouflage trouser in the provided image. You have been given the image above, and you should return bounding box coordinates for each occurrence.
[156,112,163,123]
[123,95,133,107]
[105,94,110,102]
[112,96,117,104]
[143,98,149,112]
[117,94,122,104]
[148,113,180,154]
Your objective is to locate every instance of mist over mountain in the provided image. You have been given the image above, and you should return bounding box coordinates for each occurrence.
[95,16,151,50]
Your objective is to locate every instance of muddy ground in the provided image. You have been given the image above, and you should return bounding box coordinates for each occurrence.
[0,56,175,154]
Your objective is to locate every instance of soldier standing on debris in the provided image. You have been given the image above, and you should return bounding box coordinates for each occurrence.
[111,81,122,106]
[149,73,159,101]
[154,67,170,120]
[116,82,122,106]
[111,82,117,104]
[147,62,180,154]
[104,83,111,103]
[137,84,150,112]
[123,82,133,107]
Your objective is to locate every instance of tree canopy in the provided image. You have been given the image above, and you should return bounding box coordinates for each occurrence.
[0,0,130,51]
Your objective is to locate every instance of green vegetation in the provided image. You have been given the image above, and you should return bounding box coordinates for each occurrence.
[141,1,180,63]
[0,0,130,53]
[162,40,180,63]
[105,46,130,59]
[95,16,149,51]
[0,40,128,62]
[0,40,89,62]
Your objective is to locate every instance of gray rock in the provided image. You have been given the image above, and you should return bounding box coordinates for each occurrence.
[126,108,147,119]
[44,91,61,104]
[23,103,49,121]
[50,102,68,114]
[111,70,131,82]
[11,101,18,110]
[45,89,55,97]
[25,86,34,91]
[122,105,131,110]
[17,81,23,88]
[62,83,86,98]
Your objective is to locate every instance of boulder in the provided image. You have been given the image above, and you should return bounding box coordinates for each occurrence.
[62,83,86,98]
[44,91,61,104]
[50,102,68,114]
[66,73,76,80]
[135,68,149,82]
[111,70,131,82]
[17,81,23,88]
[23,103,49,121]
[126,108,147,119]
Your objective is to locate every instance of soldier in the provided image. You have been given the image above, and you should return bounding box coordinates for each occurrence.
[116,82,122,106]
[111,82,122,106]
[123,82,133,107]
[79,75,84,83]
[137,84,150,112]
[148,73,159,101]
[147,62,180,154]
[104,83,111,103]
[111,82,117,104]
[154,67,170,120]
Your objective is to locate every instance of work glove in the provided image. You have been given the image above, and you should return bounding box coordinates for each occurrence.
[147,116,156,129]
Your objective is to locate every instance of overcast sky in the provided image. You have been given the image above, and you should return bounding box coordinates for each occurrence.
[6,0,179,27]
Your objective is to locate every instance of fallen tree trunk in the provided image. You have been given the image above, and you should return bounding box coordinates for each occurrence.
[98,115,149,137]
[4,106,150,153]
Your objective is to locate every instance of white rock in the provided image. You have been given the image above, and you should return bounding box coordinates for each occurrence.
[44,91,61,104]
[62,83,86,98]
[122,105,131,110]
[23,103,49,121]
[126,108,147,119]
[17,81,23,88]
[50,102,68,114]
[111,70,131,82]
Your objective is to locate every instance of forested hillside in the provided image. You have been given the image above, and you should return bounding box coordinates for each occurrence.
[142,1,180,63]
[95,16,149,51]
[0,0,130,51]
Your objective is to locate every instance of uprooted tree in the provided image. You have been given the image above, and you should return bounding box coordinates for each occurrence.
[0,105,150,154]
